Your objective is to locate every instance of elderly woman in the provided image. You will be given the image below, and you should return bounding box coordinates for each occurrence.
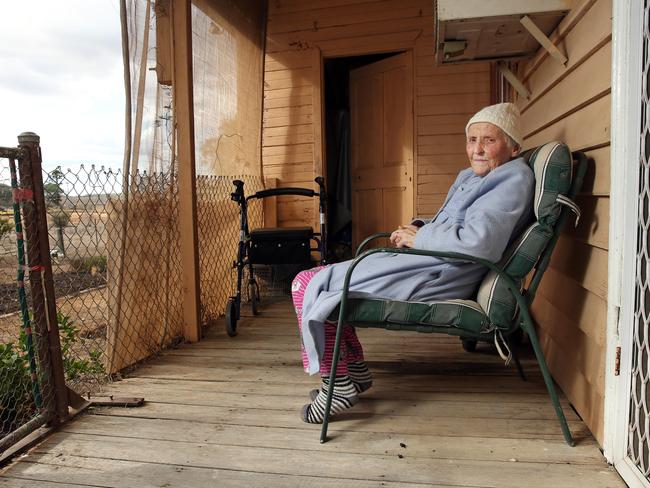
[291,103,534,423]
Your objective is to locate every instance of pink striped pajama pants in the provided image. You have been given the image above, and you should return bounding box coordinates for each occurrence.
[291,266,365,376]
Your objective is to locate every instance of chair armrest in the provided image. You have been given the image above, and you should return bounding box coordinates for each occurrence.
[355,232,392,256]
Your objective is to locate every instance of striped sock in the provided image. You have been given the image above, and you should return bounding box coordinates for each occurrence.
[348,361,373,393]
[301,375,359,424]
[309,361,373,400]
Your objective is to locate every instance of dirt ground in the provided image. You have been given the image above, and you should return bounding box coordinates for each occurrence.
[0,271,106,315]
[1,286,107,338]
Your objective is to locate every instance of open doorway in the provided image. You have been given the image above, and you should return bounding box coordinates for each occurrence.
[323,51,414,263]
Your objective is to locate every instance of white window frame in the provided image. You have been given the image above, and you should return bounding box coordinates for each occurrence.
[604,0,645,485]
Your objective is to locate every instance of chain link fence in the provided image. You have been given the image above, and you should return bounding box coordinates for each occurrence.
[197,176,309,316]
[0,143,271,454]
[37,165,183,390]
[197,175,264,327]
[39,168,270,387]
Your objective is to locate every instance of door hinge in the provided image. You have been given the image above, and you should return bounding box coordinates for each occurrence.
[615,346,621,376]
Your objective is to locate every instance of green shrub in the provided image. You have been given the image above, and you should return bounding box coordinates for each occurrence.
[57,313,105,381]
[0,217,12,239]
[0,333,37,434]
[44,168,65,208]
[68,255,107,275]
[0,184,11,208]
[0,313,105,434]
[50,209,70,228]
[86,255,107,274]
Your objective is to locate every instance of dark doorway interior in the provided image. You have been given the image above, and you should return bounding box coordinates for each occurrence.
[323,52,398,263]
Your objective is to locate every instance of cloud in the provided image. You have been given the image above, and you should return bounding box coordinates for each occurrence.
[0,0,125,172]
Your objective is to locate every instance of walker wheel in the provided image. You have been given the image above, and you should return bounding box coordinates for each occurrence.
[249,282,260,315]
[461,339,477,352]
[225,298,238,337]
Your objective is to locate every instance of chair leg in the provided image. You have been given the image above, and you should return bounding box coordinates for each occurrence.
[520,315,575,446]
[505,334,526,381]
[320,319,345,443]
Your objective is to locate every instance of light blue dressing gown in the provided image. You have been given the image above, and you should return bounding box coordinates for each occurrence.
[300,157,535,374]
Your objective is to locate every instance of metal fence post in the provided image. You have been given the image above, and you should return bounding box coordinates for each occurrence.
[16,132,68,425]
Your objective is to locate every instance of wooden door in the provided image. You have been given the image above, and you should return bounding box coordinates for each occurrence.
[349,51,414,248]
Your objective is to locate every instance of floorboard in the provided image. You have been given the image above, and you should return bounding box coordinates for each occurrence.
[0,298,625,487]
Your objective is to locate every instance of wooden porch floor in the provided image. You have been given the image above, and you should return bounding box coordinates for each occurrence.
[1,298,624,487]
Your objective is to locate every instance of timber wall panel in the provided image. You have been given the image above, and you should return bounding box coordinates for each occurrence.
[191,0,265,176]
[515,0,611,445]
[263,0,490,228]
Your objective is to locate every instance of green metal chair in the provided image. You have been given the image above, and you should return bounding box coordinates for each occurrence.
[320,141,586,446]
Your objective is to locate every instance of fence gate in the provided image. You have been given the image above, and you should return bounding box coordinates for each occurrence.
[0,133,70,458]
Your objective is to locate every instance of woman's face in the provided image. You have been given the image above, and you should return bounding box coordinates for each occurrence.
[466,122,519,176]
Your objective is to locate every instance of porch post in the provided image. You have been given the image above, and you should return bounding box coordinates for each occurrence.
[17,132,69,424]
[171,0,201,342]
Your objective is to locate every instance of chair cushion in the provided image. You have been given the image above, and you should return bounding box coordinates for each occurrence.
[525,142,573,224]
[477,222,553,327]
[328,298,490,335]
[476,141,574,328]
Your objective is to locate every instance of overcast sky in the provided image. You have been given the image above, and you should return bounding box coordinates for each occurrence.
[1,0,125,173]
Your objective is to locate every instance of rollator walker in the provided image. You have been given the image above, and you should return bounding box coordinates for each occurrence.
[226,177,327,337]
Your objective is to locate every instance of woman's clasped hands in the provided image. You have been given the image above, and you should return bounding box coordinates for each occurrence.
[389,224,418,248]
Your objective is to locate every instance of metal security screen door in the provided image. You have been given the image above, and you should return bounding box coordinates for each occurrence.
[628,36,650,471]
[616,2,650,486]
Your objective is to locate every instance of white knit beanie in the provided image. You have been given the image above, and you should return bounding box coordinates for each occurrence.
[465,102,522,147]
